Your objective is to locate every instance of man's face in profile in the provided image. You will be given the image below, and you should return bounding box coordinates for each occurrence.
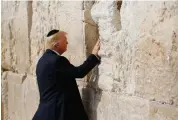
[57,32,68,53]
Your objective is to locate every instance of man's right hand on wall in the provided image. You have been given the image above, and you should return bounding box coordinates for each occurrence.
[92,39,100,57]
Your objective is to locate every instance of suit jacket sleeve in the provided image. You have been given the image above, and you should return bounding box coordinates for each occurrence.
[57,54,100,78]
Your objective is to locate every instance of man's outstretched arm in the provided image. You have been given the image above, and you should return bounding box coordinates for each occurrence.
[57,54,100,78]
[57,40,100,78]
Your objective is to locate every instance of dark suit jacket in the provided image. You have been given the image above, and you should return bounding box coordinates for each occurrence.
[32,49,100,120]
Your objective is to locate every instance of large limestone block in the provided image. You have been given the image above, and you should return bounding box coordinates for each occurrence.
[90,92,149,120]
[1,1,30,73]
[7,72,26,120]
[6,72,39,120]
[30,1,85,75]
[21,75,39,120]
[120,1,178,105]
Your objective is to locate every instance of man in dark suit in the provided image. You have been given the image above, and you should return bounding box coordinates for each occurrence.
[32,29,100,120]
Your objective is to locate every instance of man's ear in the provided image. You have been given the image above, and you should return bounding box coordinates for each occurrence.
[53,42,58,48]
[56,42,61,47]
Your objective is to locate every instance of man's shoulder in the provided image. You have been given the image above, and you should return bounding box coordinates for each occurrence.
[56,56,70,64]
[40,52,57,61]
[36,51,58,67]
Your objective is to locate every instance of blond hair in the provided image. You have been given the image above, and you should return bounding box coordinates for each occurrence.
[45,32,59,50]
[45,31,67,50]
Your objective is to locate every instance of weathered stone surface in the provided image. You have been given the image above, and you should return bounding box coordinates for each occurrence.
[2,103,5,120]
[149,102,178,120]
[91,1,121,91]
[91,0,178,105]
[121,1,178,105]
[90,92,149,120]
[84,10,98,56]
[1,72,8,120]
[84,1,99,82]
[21,75,39,120]
[7,72,25,120]
[84,1,95,10]
[89,91,178,120]
[1,1,30,73]
[5,71,39,120]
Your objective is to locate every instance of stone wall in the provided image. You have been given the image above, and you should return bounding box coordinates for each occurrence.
[1,1,178,120]
[89,1,178,120]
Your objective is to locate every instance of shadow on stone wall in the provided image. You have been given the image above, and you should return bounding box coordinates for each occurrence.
[82,66,102,120]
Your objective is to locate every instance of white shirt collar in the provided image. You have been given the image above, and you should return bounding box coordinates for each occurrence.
[52,50,60,56]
